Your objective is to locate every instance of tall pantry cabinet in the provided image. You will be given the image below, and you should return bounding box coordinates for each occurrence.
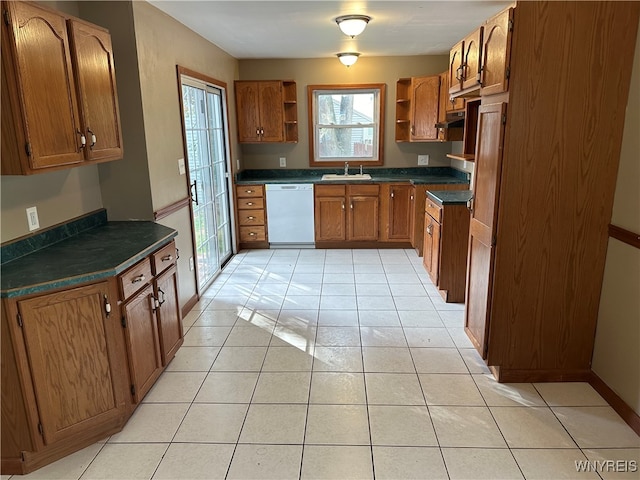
[464,2,640,382]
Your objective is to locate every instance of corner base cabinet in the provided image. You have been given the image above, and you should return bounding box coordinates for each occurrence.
[1,238,183,474]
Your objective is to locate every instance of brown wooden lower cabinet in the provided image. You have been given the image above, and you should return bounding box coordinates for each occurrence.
[1,280,129,474]
[1,240,183,475]
[380,184,414,241]
[315,184,379,243]
[423,197,470,303]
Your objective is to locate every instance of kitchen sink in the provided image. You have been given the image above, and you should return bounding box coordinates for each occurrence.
[321,173,372,181]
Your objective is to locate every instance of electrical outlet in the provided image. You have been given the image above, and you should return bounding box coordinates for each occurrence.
[279,157,286,167]
[26,206,40,231]
[418,155,429,166]
[178,158,186,175]
[236,159,240,171]
[463,160,468,170]
[189,256,195,271]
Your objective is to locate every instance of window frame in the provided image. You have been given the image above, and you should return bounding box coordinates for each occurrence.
[307,83,386,167]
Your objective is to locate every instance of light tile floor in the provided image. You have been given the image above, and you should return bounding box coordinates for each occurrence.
[8,249,639,480]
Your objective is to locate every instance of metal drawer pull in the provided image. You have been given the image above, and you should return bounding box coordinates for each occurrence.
[249,232,257,236]
[246,190,253,194]
[247,216,255,220]
[161,254,173,262]
[247,202,254,206]
[342,202,345,210]
[131,274,145,284]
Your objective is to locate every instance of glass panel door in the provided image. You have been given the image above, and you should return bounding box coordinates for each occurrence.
[181,79,233,292]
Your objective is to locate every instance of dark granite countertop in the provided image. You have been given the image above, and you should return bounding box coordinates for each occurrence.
[235,167,470,186]
[1,221,177,298]
[426,189,474,205]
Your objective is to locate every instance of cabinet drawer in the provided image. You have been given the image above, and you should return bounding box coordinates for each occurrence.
[235,185,264,198]
[152,241,177,275]
[238,209,265,226]
[348,184,379,196]
[315,185,346,196]
[237,197,264,209]
[239,226,266,242]
[119,258,152,300]
[425,199,442,223]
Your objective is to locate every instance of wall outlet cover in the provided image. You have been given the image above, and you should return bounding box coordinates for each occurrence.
[279,157,286,167]
[189,257,195,271]
[178,158,186,175]
[418,155,430,166]
[26,206,40,231]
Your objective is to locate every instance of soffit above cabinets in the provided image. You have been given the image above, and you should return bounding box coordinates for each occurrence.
[148,1,511,59]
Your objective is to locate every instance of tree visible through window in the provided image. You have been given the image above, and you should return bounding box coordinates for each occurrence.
[308,84,385,166]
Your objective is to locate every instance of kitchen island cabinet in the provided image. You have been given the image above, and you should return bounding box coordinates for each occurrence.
[1,216,181,474]
[1,0,123,175]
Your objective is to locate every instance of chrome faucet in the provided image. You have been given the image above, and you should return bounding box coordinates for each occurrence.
[344,162,349,175]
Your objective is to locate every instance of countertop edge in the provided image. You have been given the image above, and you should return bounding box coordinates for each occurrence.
[1,229,178,299]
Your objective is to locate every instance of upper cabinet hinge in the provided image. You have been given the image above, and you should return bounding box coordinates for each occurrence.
[25,142,32,157]
[121,316,126,328]
[3,10,9,26]
[505,67,510,79]
[17,313,23,328]
[491,235,497,247]
[508,18,514,32]
[130,385,136,397]
[37,423,44,436]
[502,114,507,125]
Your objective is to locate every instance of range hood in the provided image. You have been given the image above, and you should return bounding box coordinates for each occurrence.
[435,112,465,129]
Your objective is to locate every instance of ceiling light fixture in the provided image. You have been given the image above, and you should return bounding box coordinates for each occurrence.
[335,14,371,38]
[337,52,360,67]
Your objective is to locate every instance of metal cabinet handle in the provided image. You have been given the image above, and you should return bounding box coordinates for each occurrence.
[467,197,475,214]
[247,202,254,206]
[247,216,255,220]
[87,128,96,149]
[131,274,145,284]
[161,254,173,262]
[410,195,414,201]
[391,191,394,198]
[260,128,264,135]
[157,288,166,307]
[246,190,253,194]
[342,202,345,210]
[426,224,433,236]
[249,232,257,236]
[77,129,86,149]
[256,128,260,136]
[350,202,353,209]
[150,294,158,311]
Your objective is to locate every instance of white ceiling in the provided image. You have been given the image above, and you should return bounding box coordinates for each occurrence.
[148,1,511,59]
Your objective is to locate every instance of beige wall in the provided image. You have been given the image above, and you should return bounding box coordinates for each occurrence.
[130,1,239,306]
[0,0,104,243]
[238,56,451,170]
[592,27,640,415]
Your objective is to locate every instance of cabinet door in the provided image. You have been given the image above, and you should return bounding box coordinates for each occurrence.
[155,266,183,366]
[18,283,123,446]
[411,75,440,141]
[235,81,261,142]
[122,285,162,403]
[258,81,284,142]
[314,196,346,241]
[348,195,379,241]
[429,219,441,285]
[386,185,414,240]
[68,20,123,162]
[461,28,483,91]
[480,8,513,96]
[448,39,464,95]
[465,103,507,358]
[423,213,435,276]
[6,1,84,169]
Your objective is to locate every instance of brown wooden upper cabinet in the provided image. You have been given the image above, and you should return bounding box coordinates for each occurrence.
[395,75,440,142]
[235,80,298,143]
[1,1,123,175]
[479,7,514,96]
[448,7,513,99]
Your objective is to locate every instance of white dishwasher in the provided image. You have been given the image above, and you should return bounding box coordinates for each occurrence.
[265,184,315,247]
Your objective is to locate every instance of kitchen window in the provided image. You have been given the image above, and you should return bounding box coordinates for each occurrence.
[308,84,385,167]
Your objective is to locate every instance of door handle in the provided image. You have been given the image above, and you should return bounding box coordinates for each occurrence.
[190,180,199,206]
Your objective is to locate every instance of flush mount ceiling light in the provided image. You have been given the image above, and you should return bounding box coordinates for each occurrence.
[335,14,371,38]
[337,52,360,67]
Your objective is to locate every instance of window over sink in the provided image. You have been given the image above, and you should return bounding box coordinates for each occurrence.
[308,84,385,167]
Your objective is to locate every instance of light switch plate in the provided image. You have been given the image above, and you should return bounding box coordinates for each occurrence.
[26,206,39,231]
[279,157,286,167]
[418,155,429,165]
[178,158,186,175]
[189,257,195,271]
